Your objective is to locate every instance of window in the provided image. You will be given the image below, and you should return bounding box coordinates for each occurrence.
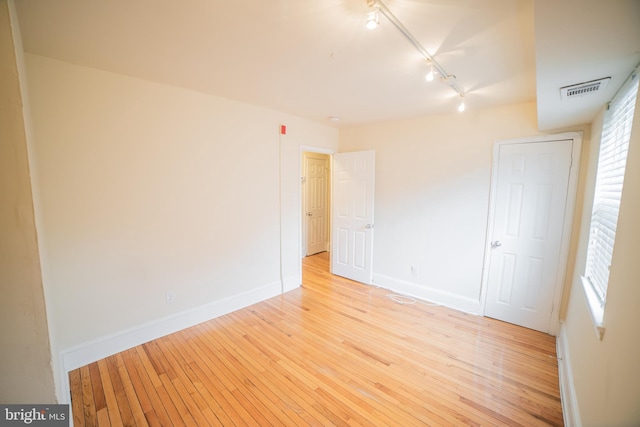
[582,69,639,339]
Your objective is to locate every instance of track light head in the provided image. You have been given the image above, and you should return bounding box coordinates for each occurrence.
[426,68,435,82]
[457,95,466,112]
[425,61,436,82]
[366,10,380,29]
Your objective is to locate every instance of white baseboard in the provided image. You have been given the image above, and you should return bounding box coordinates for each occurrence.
[557,323,581,427]
[372,273,481,314]
[282,274,301,293]
[59,280,283,399]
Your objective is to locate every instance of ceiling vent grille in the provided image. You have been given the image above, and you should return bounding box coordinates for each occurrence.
[561,77,610,100]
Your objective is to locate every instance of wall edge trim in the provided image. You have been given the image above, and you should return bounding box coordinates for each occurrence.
[557,322,582,427]
[283,274,301,293]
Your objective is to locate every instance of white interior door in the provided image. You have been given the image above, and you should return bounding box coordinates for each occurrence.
[331,151,375,284]
[484,139,573,332]
[305,154,328,256]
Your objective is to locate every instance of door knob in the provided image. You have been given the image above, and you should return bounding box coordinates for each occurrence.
[365,224,374,229]
[492,240,502,248]
[306,212,312,216]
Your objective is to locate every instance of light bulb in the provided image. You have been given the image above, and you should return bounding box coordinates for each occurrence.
[366,11,379,30]
[458,100,466,112]
[426,69,435,82]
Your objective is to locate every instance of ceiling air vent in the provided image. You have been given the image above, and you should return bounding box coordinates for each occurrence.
[561,77,610,100]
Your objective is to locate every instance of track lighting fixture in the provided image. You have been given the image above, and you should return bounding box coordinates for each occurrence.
[366,0,467,112]
[366,10,380,30]
[457,96,466,112]
[425,64,435,82]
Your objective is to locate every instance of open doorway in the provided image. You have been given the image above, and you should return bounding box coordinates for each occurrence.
[299,149,376,285]
[301,151,330,258]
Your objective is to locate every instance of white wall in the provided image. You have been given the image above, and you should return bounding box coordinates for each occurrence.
[561,93,640,426]
[340,102,567,312]
[24,54,337,393]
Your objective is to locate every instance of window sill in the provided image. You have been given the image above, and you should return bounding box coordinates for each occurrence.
[580,276,606,340]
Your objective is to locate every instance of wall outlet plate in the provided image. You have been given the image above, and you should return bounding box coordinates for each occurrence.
[166,291,175,304]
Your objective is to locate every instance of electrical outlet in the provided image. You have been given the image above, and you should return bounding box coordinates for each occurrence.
[166,291,175,304]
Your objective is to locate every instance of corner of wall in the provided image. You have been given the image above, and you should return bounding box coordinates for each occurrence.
[6,0,61,403]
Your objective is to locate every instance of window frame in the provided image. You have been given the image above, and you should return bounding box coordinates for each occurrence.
[581,69,639,340]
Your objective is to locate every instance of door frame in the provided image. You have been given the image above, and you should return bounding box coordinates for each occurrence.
[479,132,582,335]
[299,146,335,261]
[302,151,330,256]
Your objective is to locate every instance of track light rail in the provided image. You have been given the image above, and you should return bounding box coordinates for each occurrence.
[367,0,465,100]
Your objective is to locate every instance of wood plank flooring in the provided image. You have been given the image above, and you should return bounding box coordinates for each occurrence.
[69,252,563,426]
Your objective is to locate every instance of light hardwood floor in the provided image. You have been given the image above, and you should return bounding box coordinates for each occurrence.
[69,252,563,426]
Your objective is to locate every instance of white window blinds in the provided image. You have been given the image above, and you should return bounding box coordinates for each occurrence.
[585,70,639,302]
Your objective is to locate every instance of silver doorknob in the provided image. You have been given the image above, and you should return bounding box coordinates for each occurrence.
[365,224,374,229]
[492,240,502,248]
